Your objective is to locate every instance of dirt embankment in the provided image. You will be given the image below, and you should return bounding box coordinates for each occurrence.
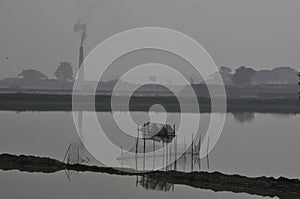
[0,153,300,199]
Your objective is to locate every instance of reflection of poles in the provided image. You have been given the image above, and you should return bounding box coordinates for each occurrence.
[64,169,72,182]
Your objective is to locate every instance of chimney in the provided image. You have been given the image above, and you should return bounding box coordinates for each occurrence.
[78,44,84,80]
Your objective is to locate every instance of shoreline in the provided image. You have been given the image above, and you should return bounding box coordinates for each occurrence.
[0,93,300,113]
[0,153,300,198]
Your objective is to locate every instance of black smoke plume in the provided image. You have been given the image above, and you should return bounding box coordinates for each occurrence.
[73,20,87,46]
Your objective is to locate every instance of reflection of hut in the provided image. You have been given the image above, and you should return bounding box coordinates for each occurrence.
[140,122,175,143]
[136,176,174,192]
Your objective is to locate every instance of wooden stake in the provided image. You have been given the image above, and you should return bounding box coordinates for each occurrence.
[207,136,210,170]
[63,143,72,164]
[191,134,194,171]
[173,124,176,159]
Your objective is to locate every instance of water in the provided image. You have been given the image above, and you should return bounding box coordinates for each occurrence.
[0,111,298,198]
[0,171,267,199]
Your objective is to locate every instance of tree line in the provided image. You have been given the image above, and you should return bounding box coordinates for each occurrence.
[18,61,74,82]
[15,63,298,86]
[213,66,298,86]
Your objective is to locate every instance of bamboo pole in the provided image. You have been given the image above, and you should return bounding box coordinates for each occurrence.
[162,142,165,170]
[169,140,172,164]
[207,136,210,170]
[166,141,168,171]
[191,134,194,171]
[136,125,139,155]
[184,136,186,159]
[135,125,139,170]
[63,143,72,164]
[174,124,177,170]
[121,146,124,168]
[153,139,155,170]
[199,134,201,171]
[77,147,80,164]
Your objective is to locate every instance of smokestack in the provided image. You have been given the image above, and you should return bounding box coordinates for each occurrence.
[74,20,86,80]
[78,44,84,80]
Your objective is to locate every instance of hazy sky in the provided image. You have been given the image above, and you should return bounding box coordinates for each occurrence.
[1,0,300,79]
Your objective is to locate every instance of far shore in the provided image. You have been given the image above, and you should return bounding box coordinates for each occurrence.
[0,93,300,113]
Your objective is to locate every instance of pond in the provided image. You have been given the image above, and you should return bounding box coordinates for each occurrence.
[0,111,298,199]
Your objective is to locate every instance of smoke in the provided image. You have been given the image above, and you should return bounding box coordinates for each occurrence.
[73,0,111,45]
[73,20,87,46]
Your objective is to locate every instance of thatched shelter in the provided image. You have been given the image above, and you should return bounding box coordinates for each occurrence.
[140,122,175,143]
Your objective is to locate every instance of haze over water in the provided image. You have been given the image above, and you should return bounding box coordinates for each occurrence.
[0,111,298,198]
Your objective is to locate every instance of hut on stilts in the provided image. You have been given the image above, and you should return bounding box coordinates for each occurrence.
[131,122,177,171]
[140,122,175,143]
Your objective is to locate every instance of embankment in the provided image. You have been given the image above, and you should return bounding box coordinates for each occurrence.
[0,153,299,198]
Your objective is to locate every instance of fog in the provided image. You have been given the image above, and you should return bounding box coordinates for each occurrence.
[1,0,300,80]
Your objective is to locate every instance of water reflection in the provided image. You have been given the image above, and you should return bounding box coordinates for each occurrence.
[136,176,174,192]
[0,153,297,199]
[272,113,297,119]
[232,112,296,124]
[1,111,300,199]
[232,112,255,123]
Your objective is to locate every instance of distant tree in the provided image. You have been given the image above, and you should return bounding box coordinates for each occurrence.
[252,66,297,85]
[219,66,232,75]
[207,66,233,85]
[219,66,233,85]
[232,66,256,86]
[18,69,48,80]
[54,61,73,81]
[298,72,300,100]
[271,67,297,84]
[252,69,273,84]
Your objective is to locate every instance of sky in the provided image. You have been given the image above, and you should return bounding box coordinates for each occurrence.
[0,0,300,81]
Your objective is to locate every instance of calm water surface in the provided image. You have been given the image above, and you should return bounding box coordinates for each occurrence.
[0,111,298,199]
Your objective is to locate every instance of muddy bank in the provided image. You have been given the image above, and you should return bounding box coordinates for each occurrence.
[0,93,300,113]
[0,153,300,198]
